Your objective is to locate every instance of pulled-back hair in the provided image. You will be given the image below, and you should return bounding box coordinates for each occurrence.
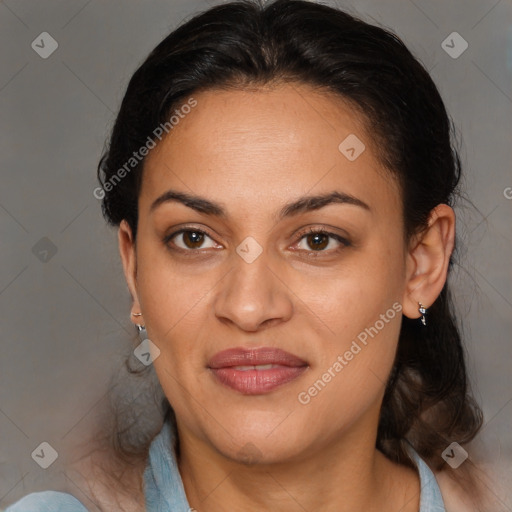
[92,0,483,507]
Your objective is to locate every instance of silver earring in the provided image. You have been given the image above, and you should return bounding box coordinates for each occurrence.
[418,302,427,326]
[131,312,146,333]
[135,323,147,344]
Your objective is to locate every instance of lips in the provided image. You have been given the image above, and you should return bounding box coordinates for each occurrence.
[208,347,307,369]
[208,347,308,395]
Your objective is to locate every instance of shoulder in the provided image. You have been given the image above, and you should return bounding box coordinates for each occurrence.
[4,491,88,512]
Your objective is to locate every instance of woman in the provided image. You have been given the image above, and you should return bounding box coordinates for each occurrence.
[6,0,486,510]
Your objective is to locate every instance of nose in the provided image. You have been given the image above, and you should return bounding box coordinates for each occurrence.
[213,250,294,332]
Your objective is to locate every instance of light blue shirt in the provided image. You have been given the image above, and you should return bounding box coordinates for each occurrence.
[4,419,446,511]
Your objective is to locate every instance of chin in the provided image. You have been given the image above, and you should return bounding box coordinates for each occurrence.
[205,414,308,465]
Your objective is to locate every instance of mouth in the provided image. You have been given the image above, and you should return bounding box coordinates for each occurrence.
[207,347,308,395]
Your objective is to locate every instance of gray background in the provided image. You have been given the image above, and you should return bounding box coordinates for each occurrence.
[1,0,511,509]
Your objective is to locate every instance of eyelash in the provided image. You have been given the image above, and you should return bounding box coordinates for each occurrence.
[163,226,351,256]
[296,227,351,254]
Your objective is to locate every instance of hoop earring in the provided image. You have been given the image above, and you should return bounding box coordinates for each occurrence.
[418,302,427,326]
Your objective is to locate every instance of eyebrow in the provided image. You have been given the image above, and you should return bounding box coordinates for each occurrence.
[149,189,370,219]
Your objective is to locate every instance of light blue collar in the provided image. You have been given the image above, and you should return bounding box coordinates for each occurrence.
[406,443,446,511]
[143,419,191,511]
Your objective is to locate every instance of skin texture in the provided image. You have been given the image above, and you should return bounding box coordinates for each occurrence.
[118,82,456,511]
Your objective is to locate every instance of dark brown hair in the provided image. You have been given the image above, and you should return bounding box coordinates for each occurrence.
[92,0,484,507]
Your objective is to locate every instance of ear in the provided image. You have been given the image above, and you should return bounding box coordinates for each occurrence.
[402,204,456,320]
[118,219,144,327]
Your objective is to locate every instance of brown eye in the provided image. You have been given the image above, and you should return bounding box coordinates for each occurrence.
[295,228,350,254]
[306,232,329,251]
[182,231,205,249]
[166,229,219,251]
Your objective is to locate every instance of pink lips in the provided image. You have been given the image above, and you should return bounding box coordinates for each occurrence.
[208,347,308,395]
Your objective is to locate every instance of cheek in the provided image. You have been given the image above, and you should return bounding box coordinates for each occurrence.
[298,238,405,395]
[298,295,403,423]
[135,252,216,415]
[303,246,405,339]
[134,245,216,358]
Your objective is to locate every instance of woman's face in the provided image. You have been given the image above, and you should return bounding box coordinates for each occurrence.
[122,83,412,463]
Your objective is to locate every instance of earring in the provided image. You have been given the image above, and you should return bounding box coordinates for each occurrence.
[418,302,427,326]
[131,312,146,332]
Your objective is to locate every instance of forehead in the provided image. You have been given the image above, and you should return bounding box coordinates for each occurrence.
[140,83,399,218]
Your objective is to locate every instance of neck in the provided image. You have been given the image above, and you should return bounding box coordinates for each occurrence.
[176,422,420,512]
